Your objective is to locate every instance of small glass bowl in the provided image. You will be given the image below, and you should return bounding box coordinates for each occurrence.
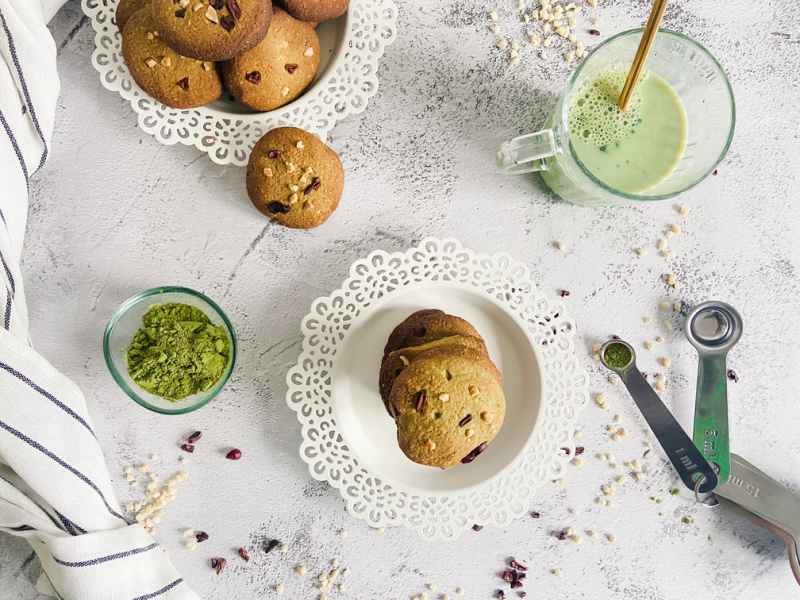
[103,287,237,414]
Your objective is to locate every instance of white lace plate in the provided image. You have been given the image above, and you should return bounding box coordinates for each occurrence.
[286,238,590,540]
[83,0,398,165]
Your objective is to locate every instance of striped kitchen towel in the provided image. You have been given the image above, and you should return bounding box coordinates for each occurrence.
[0,0,201,598]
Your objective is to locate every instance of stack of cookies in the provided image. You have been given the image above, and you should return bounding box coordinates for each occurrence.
[379,310,506,469]
[118,0,349,110]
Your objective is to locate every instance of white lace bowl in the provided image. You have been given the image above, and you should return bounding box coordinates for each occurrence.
[83,0,398,165]
[286,238,590,540]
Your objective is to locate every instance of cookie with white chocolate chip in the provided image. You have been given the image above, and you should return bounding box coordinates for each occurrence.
[116,0,150,32]
[151,0,272,62]
[379,334,490,416]
[382,309,485,363]
[389,345,506,469]
[281,0,349,24]
[246,127,344,229]
[221,8,320,112]
[121,9,223,109]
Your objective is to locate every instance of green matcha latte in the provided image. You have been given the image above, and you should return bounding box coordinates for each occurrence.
[126,302,231,401]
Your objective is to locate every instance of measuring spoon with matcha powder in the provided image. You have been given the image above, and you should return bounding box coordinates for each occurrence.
[685,301,743,486]
[601,340,718,493]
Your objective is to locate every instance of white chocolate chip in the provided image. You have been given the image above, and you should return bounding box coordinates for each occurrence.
[607,533,616,543]
[657,238,667,250]
[399,355,410,366]
[595,393,607,405]
[489,11,498,20]
[427,439,437,450]
[275,583,284,595]
[490,24,500,34]
[205,6,218,23]
[466,428,475,438]
[553,568,563,578]
[497,38,508,50]
[572,458,583,467]
[665,322,674,330]
[281,86,289,96]
[679,204,691,215]
[658,300,670,310]
[297,566,307,576]
[439,393,450,402]
[145,58,157,68]
[645,341,655,350]
[304,47,314,57]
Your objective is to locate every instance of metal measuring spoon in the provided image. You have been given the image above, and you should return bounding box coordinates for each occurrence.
[600,339,718,493]
[715,454,800,585]
[685,301,743,486]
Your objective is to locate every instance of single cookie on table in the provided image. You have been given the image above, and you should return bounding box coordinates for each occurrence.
[282,0,349,23]
[116,0,150,32]
[151,0,272,62]
[379,334,490,415]
[389,345,506,469]
[121,9,223,109]
[382,309,484,362]
[221,8,320,112]
[246,127,344,229]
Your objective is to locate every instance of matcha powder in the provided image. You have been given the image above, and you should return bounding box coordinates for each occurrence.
[126,303,231,401]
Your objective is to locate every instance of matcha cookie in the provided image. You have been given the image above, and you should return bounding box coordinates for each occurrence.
[221,8,320,112]
[151,0,272,62]
[382,309,484,362]
[379,335,489,414]
[389,345,506,469]
[246,127,344,229]
[116,0,150,31]
[282,0,349,23]
[122,9,223,109]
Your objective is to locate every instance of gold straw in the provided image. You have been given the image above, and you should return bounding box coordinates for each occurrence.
[618,0,670,112]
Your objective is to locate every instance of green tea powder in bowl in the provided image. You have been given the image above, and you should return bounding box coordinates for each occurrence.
[126,303,231,401]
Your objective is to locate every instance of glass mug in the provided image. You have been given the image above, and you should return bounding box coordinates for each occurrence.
[496,29,735,206]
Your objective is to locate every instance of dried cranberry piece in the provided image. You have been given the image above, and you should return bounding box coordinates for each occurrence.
[642,371,648,378]
[461,442,487,464]
[518,593,527,598]
[211,557,226,574]
[304,177,321,195]
[188,431,202,444]
[238,548,249,562]
[175,8,186,17]
[557,531,567,540]
[472,524,483,531]
[510,581,523,589]
[459,414,472,427]
[510,558,528,571]
[713,169,718,175]
[265,539,281,553]
[612,334,621,339]
[266,201,290,214]
[220,15,235,31]
[226,448,242,460]
[727,369,739,382]
[227,0,241,20]
[285,63,299,74]
[501,570,516,583]
[560,447,571,455]
[497,591,506,599]
[209,0,223,8]
[245,71,261,84]
[412,326,426,337]
[196,531,209,543]
[560,290,570,297]
[415,391,427,413]
[267,150,282,158]
[530,511,540,519]
[177,77,189,90]
[574,446,585,455]
[180,444,194,453]
[589,29,600,35]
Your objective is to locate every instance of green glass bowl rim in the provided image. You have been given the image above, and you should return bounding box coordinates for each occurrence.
[561,27,736,202]
[102,286,238,415]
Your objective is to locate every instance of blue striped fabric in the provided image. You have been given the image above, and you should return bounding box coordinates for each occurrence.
[0,1,200,598]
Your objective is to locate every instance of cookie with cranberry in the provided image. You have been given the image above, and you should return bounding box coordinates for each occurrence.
[282,0,349,23]
[246,127,344,229]
[122,9,223,109]
[116,0,150,31]
[382,310,485,362]
[379,334,489,415]
[221,8,319,112]
[151,0,272,62]
[389,345,506,469]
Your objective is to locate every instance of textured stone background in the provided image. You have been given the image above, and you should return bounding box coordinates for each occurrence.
[1,0,799,597]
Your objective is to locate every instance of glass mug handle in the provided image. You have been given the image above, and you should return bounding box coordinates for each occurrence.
[496,129,558,175]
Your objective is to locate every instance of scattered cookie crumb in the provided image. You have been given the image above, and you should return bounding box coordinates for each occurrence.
[607,533,616,543]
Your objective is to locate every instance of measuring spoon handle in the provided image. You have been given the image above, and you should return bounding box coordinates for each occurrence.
[622,368,718,493]
[694,353,731,484]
